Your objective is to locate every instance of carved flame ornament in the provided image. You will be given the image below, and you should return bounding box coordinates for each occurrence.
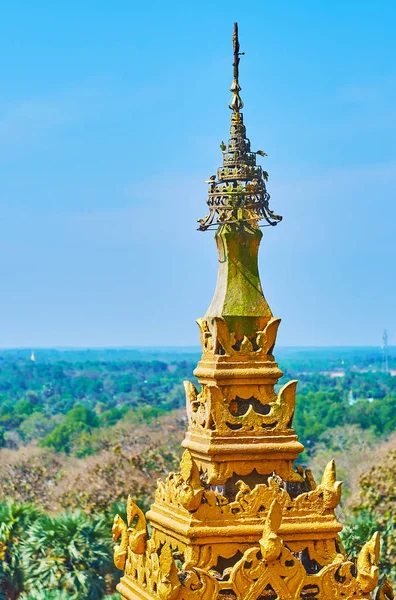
[114,23,393,600]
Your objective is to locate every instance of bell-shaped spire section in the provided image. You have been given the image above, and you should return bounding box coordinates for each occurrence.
[198,23,282,231]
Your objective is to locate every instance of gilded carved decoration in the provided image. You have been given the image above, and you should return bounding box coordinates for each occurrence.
[184,378,297,435]
[357,532,380,593]
[153,453,342,522]
[377,578,394,600]
[112,514,129,571]
[292,460,342,512]
[116,496,385,600]
[196,315,281,358]
[227,500,306,599]
[155,450,204,512]
[112,496,147,570]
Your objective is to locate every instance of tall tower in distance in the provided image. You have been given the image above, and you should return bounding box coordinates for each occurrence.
[382,329,389,373]
[112,24,393,600]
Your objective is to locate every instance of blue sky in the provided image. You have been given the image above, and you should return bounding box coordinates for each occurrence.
[0,1,395,347]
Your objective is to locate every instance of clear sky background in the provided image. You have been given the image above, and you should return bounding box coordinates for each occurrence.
[0,1,395,347]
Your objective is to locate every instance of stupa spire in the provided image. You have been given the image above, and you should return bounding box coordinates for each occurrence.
[113,24,393,600]
[198,22,282,231]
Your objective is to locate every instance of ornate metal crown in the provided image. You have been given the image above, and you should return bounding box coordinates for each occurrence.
[198,23,283,231]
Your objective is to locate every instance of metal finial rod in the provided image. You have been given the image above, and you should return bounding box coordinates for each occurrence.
[233,22,240,81]
[229,22,244,112]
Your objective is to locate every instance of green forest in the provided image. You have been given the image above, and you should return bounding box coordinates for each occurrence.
[0,347,395,598]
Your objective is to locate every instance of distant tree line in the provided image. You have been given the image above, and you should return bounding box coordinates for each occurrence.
[0,355,395,457]
[0,358,192,451]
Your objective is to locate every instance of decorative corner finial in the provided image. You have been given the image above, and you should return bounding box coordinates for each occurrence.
[229,22,244,112]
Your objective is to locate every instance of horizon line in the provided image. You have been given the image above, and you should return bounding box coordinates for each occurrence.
[0,345,393,351]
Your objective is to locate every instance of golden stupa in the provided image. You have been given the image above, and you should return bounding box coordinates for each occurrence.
[112,24,393,600]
